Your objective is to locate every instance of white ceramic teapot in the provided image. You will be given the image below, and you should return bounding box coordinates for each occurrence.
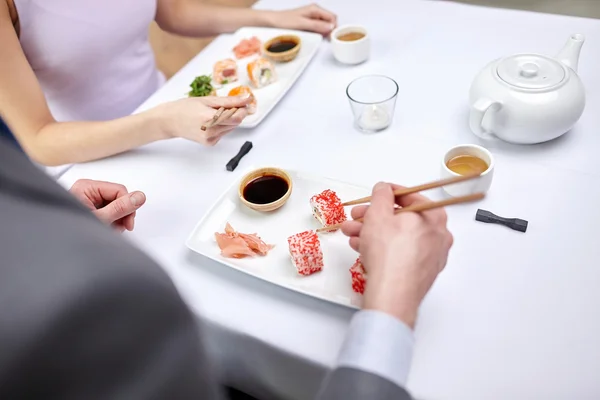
[469,34,585,144]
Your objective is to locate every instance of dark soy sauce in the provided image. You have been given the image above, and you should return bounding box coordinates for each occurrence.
[267,41,297,53]
[243,175,289,204]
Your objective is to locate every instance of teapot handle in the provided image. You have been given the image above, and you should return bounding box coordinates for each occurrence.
[469,98,501,140]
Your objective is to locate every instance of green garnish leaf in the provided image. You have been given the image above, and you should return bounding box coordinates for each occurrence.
[222,79,229,84]
[188,75,214,97]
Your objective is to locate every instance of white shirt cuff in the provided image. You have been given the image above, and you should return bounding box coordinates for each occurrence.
[336,309,414,388]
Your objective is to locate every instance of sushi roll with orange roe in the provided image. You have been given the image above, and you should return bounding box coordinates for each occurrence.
[247,57,277,89]
[228,85,257,115]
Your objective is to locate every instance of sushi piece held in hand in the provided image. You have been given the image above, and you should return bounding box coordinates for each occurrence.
[247,57,277,89]
[228,85,257,115]
[310,189,347,232]
[213,59,238,85]
[287,230,324,276]
[350,258,367,295]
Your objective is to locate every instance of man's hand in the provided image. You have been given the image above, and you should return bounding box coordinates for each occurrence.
[341,182,453,328]
[69,179,146,232]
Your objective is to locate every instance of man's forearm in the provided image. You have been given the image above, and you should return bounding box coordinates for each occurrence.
[156,2,275,38]
[316,310,414,400]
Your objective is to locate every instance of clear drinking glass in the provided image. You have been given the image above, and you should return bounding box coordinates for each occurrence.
[346,75,399,133]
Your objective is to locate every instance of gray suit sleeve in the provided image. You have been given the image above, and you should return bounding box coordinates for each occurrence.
[0,138,225,400]
[0,212,225,400]
[316,367,412,400]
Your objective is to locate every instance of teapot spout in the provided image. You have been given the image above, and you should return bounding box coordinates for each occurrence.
[556,34,585,72]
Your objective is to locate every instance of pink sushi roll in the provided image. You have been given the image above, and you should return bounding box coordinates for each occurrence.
[213,58,239,84]
[350,258,367,294]
[310,189,347,232]
[287,230,324,276]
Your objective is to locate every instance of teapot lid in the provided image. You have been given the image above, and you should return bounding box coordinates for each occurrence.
[496,54,566,90]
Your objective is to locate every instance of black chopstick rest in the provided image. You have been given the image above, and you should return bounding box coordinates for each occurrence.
[476,209,528,233]
[226,141,253,172]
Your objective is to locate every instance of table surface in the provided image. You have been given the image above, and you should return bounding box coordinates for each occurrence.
[59,1,600,399]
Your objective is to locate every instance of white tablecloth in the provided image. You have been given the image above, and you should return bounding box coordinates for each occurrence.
[59,1,600,399]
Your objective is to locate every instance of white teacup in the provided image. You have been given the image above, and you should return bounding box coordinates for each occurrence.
[441,144,494,197]
[331,25,370,65]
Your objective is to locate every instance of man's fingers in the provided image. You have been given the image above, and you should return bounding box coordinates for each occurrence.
[364,182,395,219]
[388,183,431,208]
[94,191,146,225]
[122,212,136,232]
[349,237,360,253]
[388,183,447,224]
[341,220,362,238]
[350,205,368,220]
[95,181,128,201]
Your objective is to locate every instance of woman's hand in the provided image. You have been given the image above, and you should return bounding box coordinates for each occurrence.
[271,4,337,36]
[69,179,147,232]
[154,95,252,146]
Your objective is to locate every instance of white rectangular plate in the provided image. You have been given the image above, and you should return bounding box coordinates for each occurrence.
[209,27,322,128]
[185,167,370,308]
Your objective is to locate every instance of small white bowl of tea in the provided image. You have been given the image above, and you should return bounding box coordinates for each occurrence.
[331,25,370,65]
[441,144,494,197]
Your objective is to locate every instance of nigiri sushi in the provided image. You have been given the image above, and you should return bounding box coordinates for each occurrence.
[310,189,347,232]
[213,59,238,85]
[228,85,257,115]
[287,230,324,276]
[247,57,277,88]
[350,258,367,294]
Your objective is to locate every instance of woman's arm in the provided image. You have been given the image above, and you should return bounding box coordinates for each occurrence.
[0,2,251,166]
[155,0,271,37]
[155,0,337,37]
[0,2,168,166]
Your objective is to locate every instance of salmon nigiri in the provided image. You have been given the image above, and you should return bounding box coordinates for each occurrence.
[228,85,257,115]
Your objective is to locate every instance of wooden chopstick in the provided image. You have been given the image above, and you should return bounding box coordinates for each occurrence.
[200,107,224,131]
[316,192,485,233]
[213,107,225,120]
[201,107,236,131]
[215,107,238,124]
[341,172,482,206]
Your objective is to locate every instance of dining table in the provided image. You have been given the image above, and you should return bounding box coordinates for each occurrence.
[58,0,600,399]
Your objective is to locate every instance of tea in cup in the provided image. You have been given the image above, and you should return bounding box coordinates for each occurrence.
[331,25,370,65]
[441,144,494,197]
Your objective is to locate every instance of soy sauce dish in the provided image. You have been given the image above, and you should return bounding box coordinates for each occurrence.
[239,167,293,212]
[262,35,302,63]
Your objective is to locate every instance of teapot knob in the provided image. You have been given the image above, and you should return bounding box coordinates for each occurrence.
[520,62,539,78]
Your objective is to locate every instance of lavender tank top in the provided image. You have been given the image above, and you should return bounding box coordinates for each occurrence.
[15,0,165,122]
